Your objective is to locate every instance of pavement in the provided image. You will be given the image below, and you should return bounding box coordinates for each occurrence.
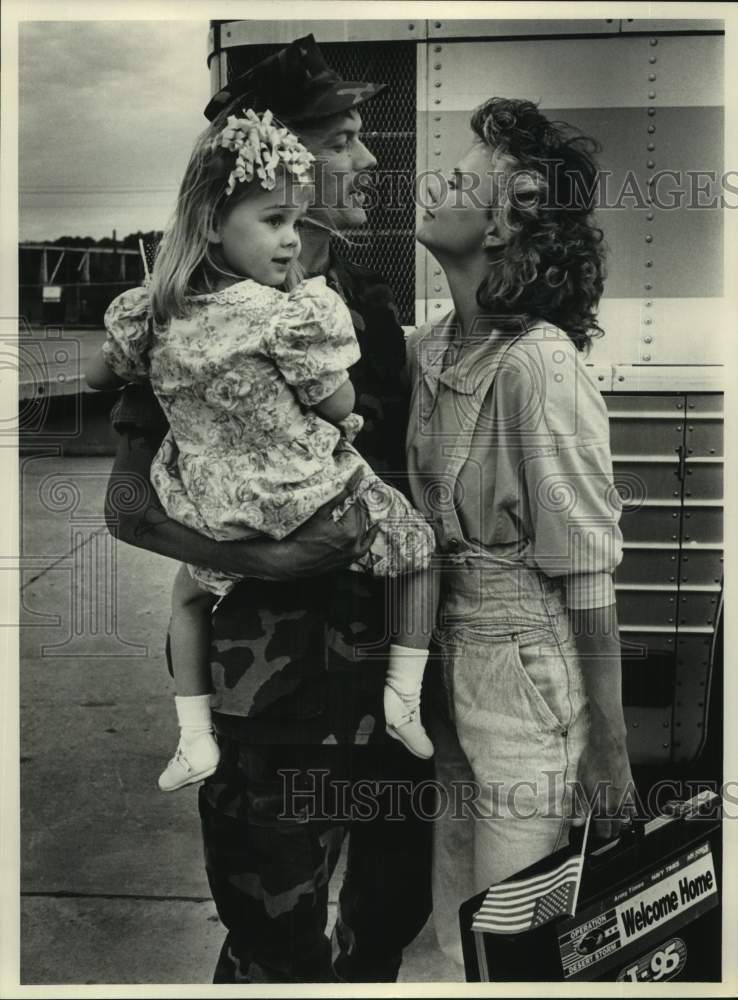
[19,454,462,985]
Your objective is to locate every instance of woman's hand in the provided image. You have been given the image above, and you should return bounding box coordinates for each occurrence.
[573,728,636,840]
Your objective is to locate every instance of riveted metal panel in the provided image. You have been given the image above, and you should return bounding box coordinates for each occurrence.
[215,20,427,46]
[685,393,723,416]
[610,366,724,392]
[609,417,683,457]
[613,460,682,504]
[424,35,720,110]
[683,462,723,501]
[604,394,685,415]
[672,633,713,762]
[677,589,722,629]
[685,419,723,458]
[616,548,679,586]
[620,19,724,33]
[680,548,724,586]
[427,20,620,41]
[681,506,723,545]
[625,706,674,765]
[616,588,678,628]
[619,506,681,544]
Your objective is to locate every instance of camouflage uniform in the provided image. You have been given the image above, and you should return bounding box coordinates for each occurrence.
[112,256,433,983]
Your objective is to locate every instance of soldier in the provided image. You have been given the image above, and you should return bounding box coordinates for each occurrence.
[104,35,434,983]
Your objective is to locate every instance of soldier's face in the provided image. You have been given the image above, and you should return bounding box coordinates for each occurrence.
[301,110,378,230]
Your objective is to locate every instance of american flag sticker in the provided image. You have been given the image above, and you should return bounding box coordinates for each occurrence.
[472,814,590,937]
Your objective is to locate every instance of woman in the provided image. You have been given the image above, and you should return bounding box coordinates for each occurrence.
[106,36,434,983]
[407,97,634,965]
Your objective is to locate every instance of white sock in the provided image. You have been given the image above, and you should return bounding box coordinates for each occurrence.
[174,694,213,743]
[386,644,429,698]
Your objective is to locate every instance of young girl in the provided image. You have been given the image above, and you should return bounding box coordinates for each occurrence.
[86,110,436,789]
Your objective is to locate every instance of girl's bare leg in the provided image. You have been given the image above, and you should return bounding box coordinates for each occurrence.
[159,564,220,791]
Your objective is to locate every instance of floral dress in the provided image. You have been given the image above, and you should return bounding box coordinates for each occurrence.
[103,276,433,594]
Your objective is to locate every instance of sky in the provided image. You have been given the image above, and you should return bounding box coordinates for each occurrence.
[19,20,211,241]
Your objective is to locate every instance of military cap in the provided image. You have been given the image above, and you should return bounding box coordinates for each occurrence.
[204,33,386,123]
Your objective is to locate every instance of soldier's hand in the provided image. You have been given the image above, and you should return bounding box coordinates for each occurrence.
[236,471,380,581]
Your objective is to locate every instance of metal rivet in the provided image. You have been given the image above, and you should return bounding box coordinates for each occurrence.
[647,142,655,151]
[408,23,415,30]
[435,21,442,28]
[643,354,651,362]
[434,133,441,139]
[435,45,442,52]
[434,285,442,292]
[554,373,563,383]
[650,38,658,46]
[645,300,652,307]
[645,282,653,290]
[646,212,654,220]
[598,374,604,381]
[434,99,441,105]
[645,260,653,267]
[435,303,442,309]
[649,73,657,81]
[644,318,652,325]
[434,150,441,156]
[645,235,653,243]
[434,63,442,70]
[644,335,653,343]
[434,81,442,88]
[434,116,441,122]
[649,92,656,99]
[434,267,442,275]
[647,160,655,168]
[649,55,657,63]
[648,125,656,133]
[648,108,656,117]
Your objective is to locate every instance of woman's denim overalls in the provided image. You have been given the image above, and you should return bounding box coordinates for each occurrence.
[412,328,591,965]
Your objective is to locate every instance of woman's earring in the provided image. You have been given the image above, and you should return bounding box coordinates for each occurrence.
[483,232,506,258]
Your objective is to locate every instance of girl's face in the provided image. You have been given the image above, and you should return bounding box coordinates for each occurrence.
[210,172,310,286]
[416,142,503,260]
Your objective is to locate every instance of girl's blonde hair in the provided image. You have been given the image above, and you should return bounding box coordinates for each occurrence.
[149,120,306,325]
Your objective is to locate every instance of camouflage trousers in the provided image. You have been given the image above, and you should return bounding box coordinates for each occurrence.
[199,731,435,983]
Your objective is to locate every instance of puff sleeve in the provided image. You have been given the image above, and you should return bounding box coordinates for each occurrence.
[264,276,361,407]
[102,285,153,383]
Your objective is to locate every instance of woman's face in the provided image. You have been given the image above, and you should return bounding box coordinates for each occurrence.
[299,110,378,230]
[416,142,501,260]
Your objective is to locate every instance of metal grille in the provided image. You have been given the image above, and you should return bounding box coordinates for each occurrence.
[224,40,417,323]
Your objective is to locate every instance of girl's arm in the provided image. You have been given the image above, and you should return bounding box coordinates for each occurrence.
[86,346,129,391]
[313,378,355,424]
[106,409,378,581]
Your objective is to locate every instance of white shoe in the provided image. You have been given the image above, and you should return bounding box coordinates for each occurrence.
[384,685,434,759]
[158,732,220,791]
